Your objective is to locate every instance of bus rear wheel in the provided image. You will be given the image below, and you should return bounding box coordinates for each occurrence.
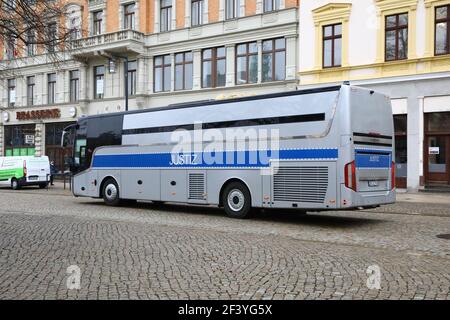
[222,181,252,219]
[11,179,20,190]
[102,179,121,206]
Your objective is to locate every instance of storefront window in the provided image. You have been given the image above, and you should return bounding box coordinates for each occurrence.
[46,122,76,171]
[4,125,36,156]
[394,115,407,179]
[427,112,450,132]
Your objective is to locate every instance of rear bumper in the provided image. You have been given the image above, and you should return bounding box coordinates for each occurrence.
[19,175,50,186]
[351,190,396,208]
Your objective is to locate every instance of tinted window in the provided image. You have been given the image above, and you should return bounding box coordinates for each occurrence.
[86,115,123,166]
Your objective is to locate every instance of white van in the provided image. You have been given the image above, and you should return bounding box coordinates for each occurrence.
[0,156,50,189]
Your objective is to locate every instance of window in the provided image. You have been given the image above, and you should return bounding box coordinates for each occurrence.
[236,42,258,85]
[27,76,35,106]
[175,52,193,91]
[435,5,450,55]
[46,22,57,53]
[323,23,342,68]
[385,13,408,61]
[3,0,16,10]
[47,73,56,104]
[264,0,280,13]
[154,55,171,92]
[26,29,36,56]
[127,60,137,95]
[93,10,103,35]
[69,18,81,41]
[8,79,16,107]
[70,70,79,102]
[160,0,172,32]
[4,124,36,157]
[124,3,136,30]
[94,66,105,99]
[262,38,285,82]
[5,36,16,60]
[202,47,226,88]
[226,0,240,20]
[191,0,203,26]
[394,115,407,181]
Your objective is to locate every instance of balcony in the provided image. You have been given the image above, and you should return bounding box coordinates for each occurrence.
[71,30,145,57]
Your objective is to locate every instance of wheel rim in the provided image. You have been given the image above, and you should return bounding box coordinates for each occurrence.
[105,183,118,201]
[12,181,17,188]
[227,189,245,212]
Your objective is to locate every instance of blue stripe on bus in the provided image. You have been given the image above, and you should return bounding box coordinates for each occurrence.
[91,148,339,168]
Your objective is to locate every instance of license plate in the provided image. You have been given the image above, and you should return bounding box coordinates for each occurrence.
[368,180,379,187]
[28,177,38,181]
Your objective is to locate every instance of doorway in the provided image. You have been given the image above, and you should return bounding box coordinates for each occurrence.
[424,112,450,185]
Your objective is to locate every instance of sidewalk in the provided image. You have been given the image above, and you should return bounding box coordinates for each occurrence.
[368,191,450,217]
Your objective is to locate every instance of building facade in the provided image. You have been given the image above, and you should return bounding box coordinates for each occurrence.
[0,0,299,170]
[298,0,450,191]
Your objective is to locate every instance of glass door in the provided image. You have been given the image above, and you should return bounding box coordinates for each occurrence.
[425,112,450,185]
[426,136,449,183]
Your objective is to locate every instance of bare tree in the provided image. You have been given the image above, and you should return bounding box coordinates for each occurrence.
[0,0,82,79]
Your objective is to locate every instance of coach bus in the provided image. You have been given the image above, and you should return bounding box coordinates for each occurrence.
[62,84,395,218]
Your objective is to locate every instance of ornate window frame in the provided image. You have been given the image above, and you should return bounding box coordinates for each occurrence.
[374,0,418,62]
[424,0,450,57]
[312,3,352,70]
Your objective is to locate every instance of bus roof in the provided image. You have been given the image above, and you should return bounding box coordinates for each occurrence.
[79,85,343,121]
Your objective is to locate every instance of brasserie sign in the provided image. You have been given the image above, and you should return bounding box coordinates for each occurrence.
[16,108,61,121]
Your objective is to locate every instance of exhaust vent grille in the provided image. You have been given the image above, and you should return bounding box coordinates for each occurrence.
[189,173,205,200]
[273,166,329,203]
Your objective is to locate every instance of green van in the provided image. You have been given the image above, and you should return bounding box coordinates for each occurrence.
[0,156,50,189]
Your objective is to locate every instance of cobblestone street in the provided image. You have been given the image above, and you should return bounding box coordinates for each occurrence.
[0,185,449,300]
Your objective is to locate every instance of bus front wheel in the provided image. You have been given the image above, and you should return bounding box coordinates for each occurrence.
[222,181,252,219]
[102,179,121,206]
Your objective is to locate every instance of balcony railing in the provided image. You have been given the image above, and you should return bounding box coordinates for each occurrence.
[71,29,144,51]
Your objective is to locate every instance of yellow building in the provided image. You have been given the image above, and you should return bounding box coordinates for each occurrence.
[299,0,450,191]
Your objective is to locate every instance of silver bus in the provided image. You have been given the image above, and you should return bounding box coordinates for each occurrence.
[62,84,396,218]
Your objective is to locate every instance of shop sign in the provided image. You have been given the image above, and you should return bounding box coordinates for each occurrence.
[429,147,440,155]
[25,135,35,145]
[16,108,61,121]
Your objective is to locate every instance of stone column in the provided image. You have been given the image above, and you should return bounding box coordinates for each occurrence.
[34,123,45,157]
[203,0,209,24]
[0,125,4,157]
[172,0,177,30]
[185,0,191,27]
[256,0,262,14]
[406,96,421,192]
[225,44,235,87]
[149,56,154,93]
[219,0,224,21]
[193,49,202,90]
[154,0,160,32]
[257,40,262,83]
[170,53,175,91]
[79,65,88,101]
[285,35,297,81]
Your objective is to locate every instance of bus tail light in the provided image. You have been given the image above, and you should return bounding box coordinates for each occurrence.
[344,161,356,191]
[23,160,27,177]
[391,161,396,190]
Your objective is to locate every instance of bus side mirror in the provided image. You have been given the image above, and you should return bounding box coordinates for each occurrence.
[61,130,71,148]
